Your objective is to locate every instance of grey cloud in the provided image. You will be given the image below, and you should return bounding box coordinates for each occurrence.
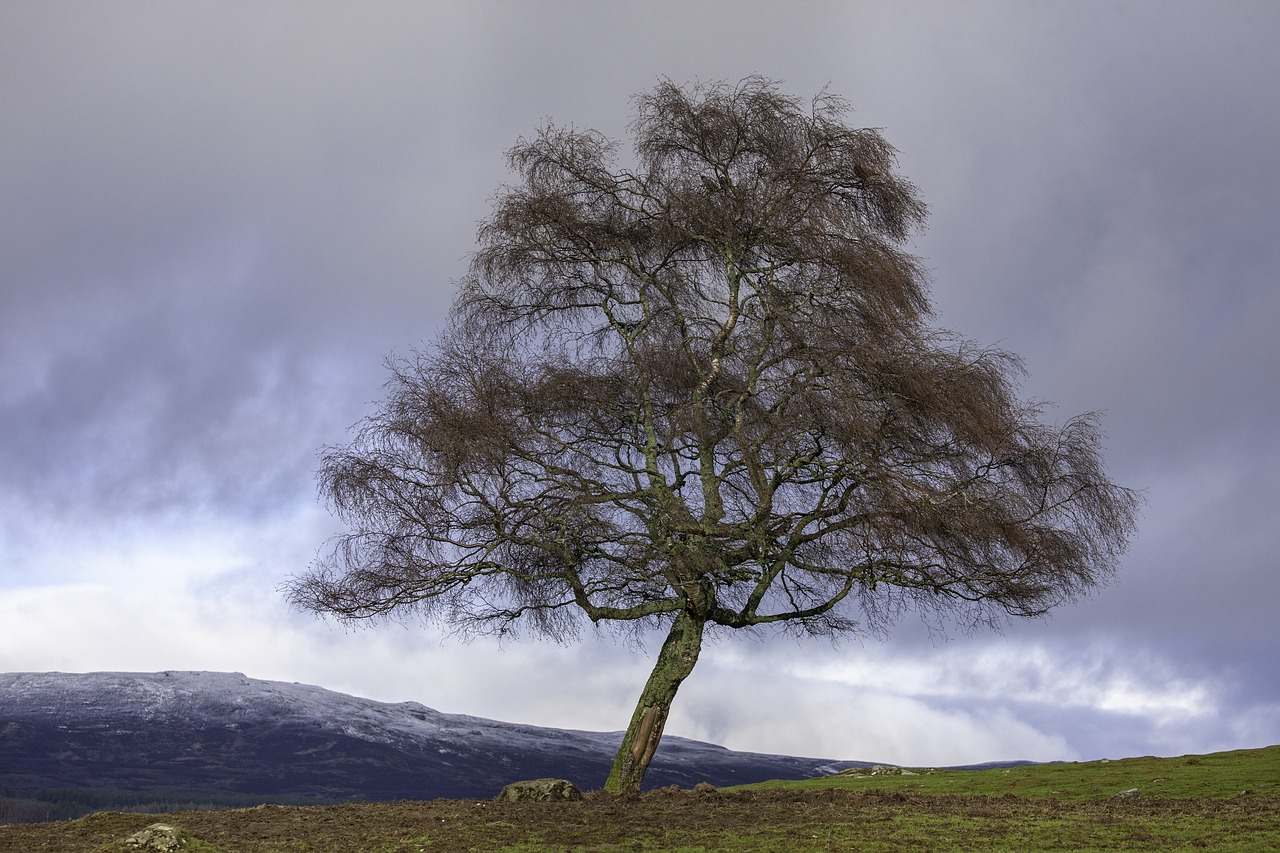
[2,1,1278,764]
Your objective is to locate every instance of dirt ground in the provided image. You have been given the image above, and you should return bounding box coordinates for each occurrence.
[3,788,1278,851]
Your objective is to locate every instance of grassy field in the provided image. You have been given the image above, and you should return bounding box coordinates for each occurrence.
[1,746,1276,851]
[734,744,1280,800]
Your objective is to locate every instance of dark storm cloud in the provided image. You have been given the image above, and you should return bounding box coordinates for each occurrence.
[1,4,470,517]
[903,5,1280,447]
[2,1,1278,763]
[0,1,863,520]
[850,3,1280,743]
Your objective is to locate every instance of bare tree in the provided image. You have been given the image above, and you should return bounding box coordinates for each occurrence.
[286,77,1139,792]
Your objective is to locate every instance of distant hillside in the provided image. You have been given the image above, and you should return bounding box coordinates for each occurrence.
[0,671,873,813]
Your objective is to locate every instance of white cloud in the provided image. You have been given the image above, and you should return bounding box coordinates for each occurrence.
[0,575,1076,766]
[0,542,1260,768]
[671,660,1078,766]
[786,642,1214,723]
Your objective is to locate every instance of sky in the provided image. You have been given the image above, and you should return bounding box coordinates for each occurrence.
[2,1,1278,769]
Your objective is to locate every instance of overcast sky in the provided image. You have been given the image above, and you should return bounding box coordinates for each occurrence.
[3,1,1277,768]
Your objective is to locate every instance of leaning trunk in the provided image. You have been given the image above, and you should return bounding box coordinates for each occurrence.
[603,609,706,792]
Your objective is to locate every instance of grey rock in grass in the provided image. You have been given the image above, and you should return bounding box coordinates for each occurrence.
[869,764,917,776]
[124,823,189,851]
[497,778,583,802]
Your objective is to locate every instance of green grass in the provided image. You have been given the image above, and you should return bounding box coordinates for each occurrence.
[2,746,1277,851]
[35,792,1280,853]
[730,744,1280,800]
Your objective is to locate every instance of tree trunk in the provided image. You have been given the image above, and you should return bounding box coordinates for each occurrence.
[603,609,707,792]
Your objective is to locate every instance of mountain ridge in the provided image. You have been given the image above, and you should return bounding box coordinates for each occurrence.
[1,670,878,803]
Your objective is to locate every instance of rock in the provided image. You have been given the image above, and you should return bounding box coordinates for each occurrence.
[1110,788,1142,801]
[868,764,917,776]
[124,823,188,851]
[497,778,583,802]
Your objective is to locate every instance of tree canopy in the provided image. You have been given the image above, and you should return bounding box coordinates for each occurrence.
[286,77,1138,791]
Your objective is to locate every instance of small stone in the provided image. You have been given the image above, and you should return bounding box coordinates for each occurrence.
[1110,788,1141,801]
[497,778,583,802]
[869,764,908,776]
[124,823,188,851]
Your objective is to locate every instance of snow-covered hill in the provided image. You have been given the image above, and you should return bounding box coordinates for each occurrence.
[0,671,868,801]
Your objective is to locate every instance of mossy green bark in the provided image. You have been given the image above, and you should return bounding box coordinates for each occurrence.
[603,610,706,792]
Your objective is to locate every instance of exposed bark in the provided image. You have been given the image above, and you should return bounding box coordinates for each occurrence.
[603,610,706,792]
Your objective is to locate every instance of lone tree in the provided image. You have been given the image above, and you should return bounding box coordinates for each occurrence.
[287,78,1138,792]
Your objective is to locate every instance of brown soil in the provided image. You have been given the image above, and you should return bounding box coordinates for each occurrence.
[2,788,1278,852]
